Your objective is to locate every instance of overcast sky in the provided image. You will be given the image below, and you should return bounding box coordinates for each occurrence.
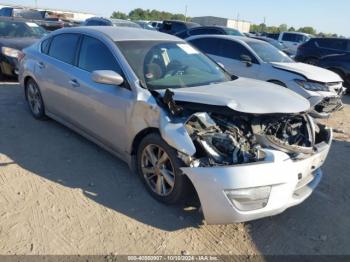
[2,0,349,36]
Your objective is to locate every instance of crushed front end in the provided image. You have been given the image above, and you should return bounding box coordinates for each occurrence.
[174,106,332,224]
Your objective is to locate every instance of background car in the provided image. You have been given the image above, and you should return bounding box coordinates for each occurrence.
[251,36,294,57]
[175,25,244,39]
[188,35,346,118]
[295,38,350,65]
[83,17,141,28]
[266,31,312,55]
[19,26,332,224]
[0,17,46,79]
[317,53,350,89]
[134,21,156,30]
[0,7,64,31]
[159,20,199,35]
[149,21,162,30]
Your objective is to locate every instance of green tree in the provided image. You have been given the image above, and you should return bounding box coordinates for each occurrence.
[298,26,317,35]
[278,24,288,32]
[111,11,128,20]
[288,26,296,32]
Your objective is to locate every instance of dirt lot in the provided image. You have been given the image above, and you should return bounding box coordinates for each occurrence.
[0,82,349,255]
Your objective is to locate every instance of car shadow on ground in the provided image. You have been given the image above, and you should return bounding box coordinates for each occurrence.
[0,84,203,232]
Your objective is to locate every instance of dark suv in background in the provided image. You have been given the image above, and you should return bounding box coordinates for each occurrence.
[317,53,350,88]
[175,26,244,39]
[159,20,199,35]
[295,38,350,65]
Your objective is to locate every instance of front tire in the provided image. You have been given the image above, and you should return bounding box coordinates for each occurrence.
[136,133,190,204]
[25,79,45,119]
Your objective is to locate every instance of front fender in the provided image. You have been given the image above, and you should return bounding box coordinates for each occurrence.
[159,111,196,156]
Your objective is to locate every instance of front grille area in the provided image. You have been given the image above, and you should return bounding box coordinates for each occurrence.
[315,96,343,113]
[326,82,344,94]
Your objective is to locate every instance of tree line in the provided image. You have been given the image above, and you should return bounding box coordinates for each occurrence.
[111,8,187,21]
[250,23,340,37]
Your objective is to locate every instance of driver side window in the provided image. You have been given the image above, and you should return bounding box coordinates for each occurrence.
[218,39,258,64]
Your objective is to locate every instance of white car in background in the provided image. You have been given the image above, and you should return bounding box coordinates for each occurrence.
[188,35,346,118]
[266,31,312,55]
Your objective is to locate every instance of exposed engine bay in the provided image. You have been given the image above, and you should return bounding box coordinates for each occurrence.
[183,111,328,167]
[156,89,330,167]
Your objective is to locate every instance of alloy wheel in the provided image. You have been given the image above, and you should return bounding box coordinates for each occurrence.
[27,82,42,115]
[141,144,176,196]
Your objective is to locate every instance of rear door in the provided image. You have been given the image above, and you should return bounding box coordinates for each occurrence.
[34,33,80,120]
[64,35,133,153]
[315,38,348,57]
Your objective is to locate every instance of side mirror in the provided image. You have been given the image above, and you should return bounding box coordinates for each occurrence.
[240,55,253,67]
[92,70,124,86]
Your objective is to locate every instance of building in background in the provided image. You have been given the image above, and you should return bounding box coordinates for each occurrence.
[191,16,251,33]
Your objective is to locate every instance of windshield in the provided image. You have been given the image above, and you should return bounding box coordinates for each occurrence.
[0,20,46,38]
[117,41,231,90]
[247,41,294,63]
[224,28,244,36]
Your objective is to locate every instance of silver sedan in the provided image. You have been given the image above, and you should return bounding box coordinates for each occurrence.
[19,27,332,224]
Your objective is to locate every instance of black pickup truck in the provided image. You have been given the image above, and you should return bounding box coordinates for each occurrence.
[0,7,65,31]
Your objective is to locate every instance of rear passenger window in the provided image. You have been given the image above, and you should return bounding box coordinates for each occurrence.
[41,38,51,54]
[282,33,304,43]
[190,28,222,36]
[49,34,80,64]
[78,36,121,73]
[316,39,347,51]
[190,38,220,56]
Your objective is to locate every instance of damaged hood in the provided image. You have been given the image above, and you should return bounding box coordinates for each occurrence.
[271,62,342,83]
[158,77,310,114]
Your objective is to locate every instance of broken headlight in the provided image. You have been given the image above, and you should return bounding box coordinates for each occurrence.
[294,79,329,92]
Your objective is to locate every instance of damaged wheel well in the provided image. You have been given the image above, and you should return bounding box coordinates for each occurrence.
[131,128,160,156]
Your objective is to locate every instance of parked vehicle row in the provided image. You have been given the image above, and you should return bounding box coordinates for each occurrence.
[187,35,346,118]
[0,7,66,31]
[19,26,333,224]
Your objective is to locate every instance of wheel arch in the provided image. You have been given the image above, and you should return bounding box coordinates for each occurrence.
[130,127,160,156]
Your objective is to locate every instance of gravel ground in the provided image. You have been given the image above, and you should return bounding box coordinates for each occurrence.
[0,82,349,255]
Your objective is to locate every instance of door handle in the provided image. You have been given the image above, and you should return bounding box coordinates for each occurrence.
[37,61,45,69]
[69,79,80,88]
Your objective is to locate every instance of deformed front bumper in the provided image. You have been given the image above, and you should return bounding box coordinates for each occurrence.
[0,56,19,77]
[182,130,333,225]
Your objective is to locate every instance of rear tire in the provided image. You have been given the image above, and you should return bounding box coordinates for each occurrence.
[136,133,191,204]
[25,79,46,120]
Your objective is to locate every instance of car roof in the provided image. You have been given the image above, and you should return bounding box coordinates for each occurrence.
[52,26,183,42]
[187,34,263,44]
